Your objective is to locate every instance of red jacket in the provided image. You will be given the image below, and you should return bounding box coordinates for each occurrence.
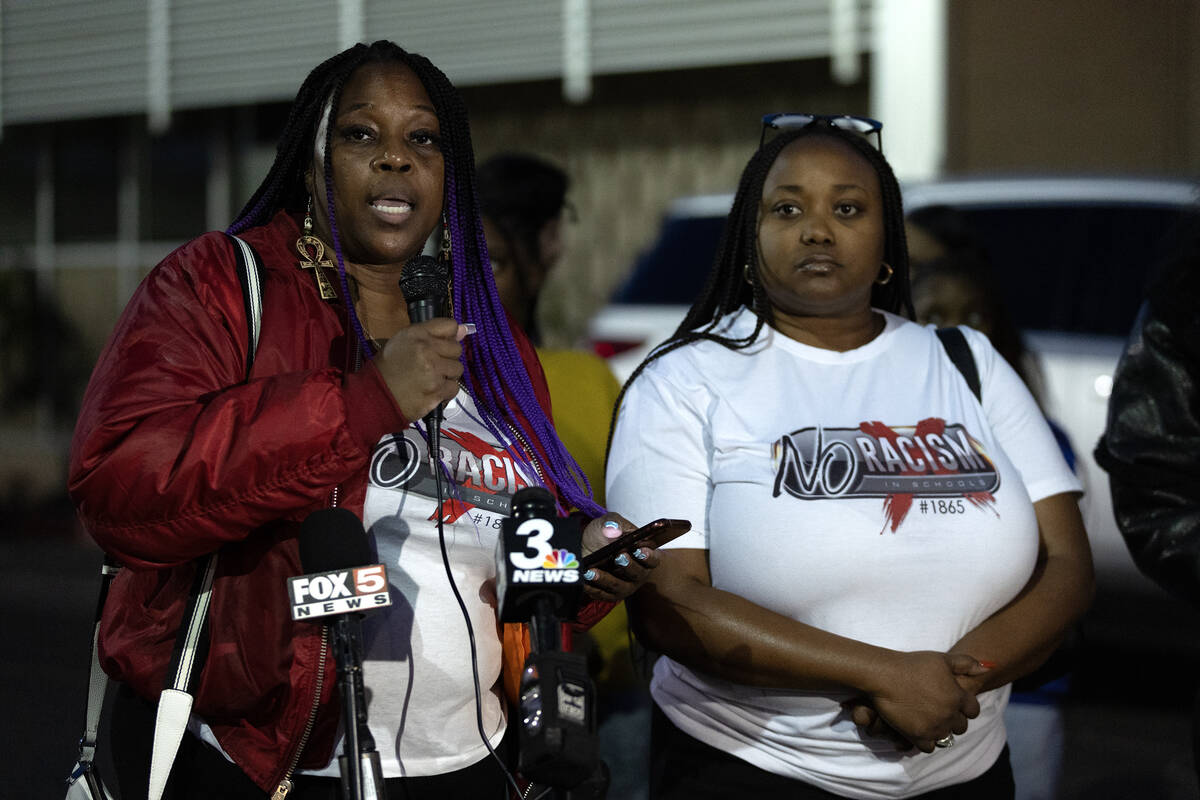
[68,210,601,791]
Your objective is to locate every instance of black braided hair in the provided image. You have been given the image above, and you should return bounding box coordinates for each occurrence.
[229,40,601,516]
[606,122,914,460]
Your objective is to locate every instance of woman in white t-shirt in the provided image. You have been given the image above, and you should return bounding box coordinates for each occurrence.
[605,115,1094,800]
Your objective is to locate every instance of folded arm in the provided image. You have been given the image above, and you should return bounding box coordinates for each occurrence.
[629,547,982,752]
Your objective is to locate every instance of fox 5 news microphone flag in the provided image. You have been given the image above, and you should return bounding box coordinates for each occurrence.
[288,561,392,619]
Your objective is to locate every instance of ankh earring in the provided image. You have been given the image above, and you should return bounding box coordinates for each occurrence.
[296,195,338,300]
[876,262,894,285]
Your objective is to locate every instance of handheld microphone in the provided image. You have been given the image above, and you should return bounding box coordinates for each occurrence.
[398,255,451,436]
[496,487,598,789]
[292,509,390,800]
[495,487,585,626]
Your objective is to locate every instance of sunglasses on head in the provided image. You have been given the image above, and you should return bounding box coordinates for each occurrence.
[759,113,884,152]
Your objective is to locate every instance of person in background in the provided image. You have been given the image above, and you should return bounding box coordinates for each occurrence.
[68,41,658,800]
[909,251,1074,470]
[477,151,650,800]
[477,152,622,504]
[1096,222,1200,786]
[608,115,1094,799]
[904,204,992,275]
[909,249,1080,800]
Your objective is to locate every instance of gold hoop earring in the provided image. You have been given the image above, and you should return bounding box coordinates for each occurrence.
[876,262,894,286]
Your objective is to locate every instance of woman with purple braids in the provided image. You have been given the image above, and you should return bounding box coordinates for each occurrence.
[68,40,657,799]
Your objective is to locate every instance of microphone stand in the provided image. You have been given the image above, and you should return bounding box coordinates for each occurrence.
[518,595,599,794]
[334,614,385,800]
[528,596,563,654]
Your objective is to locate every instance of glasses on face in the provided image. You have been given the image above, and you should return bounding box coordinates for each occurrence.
[759,113,883,152]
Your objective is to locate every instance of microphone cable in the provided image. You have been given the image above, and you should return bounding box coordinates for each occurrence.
[399,255,521,795]
[423,417,522,799]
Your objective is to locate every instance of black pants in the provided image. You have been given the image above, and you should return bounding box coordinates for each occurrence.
[650,703,1014,800]
[109,684,515,799]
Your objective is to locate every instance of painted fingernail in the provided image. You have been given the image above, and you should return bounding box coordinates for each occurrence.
[978,660,996,669]
[456,323,476,341]
[603,520,622,539]
[614,554,631,568]
[583,569,597,581]
[633,548,648,561]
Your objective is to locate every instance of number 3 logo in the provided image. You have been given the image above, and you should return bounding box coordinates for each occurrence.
[509,518,555,568]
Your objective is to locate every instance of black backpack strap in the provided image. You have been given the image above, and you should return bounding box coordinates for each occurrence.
[937,326,981,402]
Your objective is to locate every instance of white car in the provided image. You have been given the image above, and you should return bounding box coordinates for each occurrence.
[588,177,1200,644]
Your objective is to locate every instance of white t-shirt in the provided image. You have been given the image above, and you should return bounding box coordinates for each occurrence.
[606,308,1080,800]
[311,389,538,778]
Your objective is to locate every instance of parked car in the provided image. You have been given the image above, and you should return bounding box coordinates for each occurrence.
[588,176,1200,650]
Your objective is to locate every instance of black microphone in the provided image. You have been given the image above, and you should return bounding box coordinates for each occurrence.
[398,255,451,436]
[292,509,390,800]
[496,487,584,626]
[495,487,598,789]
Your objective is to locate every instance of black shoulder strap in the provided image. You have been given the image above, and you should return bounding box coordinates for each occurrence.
[936,326,981,402]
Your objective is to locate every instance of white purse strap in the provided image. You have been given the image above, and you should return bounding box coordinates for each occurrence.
[146,233,265,800]
[71,232,264,800]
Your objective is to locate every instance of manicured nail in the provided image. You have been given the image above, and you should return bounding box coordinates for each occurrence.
[614,554,630,568]
[633,548,648,561]
[603,520,623,539]
[456,323,476,341]
[583,569,596,581]
[978,660,996,669]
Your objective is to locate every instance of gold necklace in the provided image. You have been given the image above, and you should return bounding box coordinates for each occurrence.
[355,306,387,350]
[343,275,384,350]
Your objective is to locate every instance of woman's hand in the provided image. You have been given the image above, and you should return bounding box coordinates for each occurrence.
[857,651,985,753]
[845,652,991,751]
[374,319,466,422]
[579,513,661,603]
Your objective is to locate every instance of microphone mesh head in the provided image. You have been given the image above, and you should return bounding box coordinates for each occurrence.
[398,255,450,303]
[510,487,556,521]
[299,508,372,573]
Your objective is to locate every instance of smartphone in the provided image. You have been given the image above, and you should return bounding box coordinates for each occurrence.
[580,518,691,570]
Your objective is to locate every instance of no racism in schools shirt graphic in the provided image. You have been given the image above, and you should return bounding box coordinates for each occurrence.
[771,417,1000,533]
[369,426,537,525]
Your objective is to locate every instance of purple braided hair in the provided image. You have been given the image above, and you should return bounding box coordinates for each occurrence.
[445,157,601,516]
